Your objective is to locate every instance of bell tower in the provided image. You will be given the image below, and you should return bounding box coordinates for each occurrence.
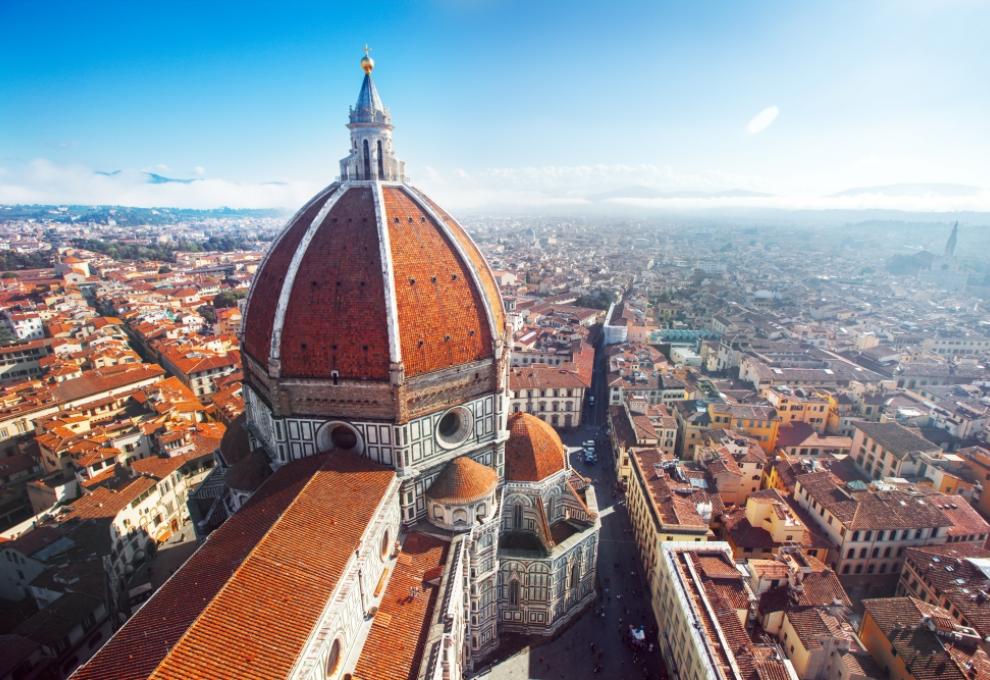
[339,46,406,182]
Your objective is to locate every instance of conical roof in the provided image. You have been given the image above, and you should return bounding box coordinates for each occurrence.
[351,73,388,124]
[426,456,498,503]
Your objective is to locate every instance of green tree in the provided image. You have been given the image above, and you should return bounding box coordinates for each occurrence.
[213,290,247,309]
[0,324,17,347]
[574,288,614,310]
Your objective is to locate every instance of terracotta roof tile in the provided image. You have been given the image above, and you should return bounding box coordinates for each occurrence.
[279,187,390,379]
[426,456,497,503]
[415,191,506,337]
[383,186,492,377]
[73,451,395,680]
[505,412,566,482]
[352,532,448,680]
[242,188,336,365]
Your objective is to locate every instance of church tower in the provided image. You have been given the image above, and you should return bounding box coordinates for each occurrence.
[944,221,959,257]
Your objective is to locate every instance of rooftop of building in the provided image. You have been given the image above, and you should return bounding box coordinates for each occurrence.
[72,450,396,680]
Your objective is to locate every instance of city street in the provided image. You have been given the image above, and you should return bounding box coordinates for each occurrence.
[480,348,665,680]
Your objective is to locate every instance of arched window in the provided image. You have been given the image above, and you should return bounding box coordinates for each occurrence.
[509,580,520,606]
[570,561,580,589]
[380,529,390,559]
[512,503,524,529]
[362,139,371,179]
[325,638,342,676]
[453,508,467,525]
[377,139,384,177]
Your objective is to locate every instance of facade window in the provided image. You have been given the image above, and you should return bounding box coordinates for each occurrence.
[513,503,524,529]
[325,638,342,677]
[380,529,390,559]
[509,580,520,606]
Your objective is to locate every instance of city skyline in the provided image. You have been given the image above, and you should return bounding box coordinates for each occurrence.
[2,0,990,212]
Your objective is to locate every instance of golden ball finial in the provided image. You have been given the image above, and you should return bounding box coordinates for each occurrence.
[361,45,374,74]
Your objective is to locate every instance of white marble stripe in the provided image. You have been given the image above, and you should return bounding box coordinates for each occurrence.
[372,181,404,368]
[268,184,350,373]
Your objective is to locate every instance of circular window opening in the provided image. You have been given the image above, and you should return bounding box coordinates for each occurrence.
[435,407,473,449]
[331,426,358,450]
[380,529,390,560]
[325,638,342,676]
[316,421,363,454]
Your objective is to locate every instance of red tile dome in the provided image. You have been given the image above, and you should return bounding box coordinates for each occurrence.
[505,413,567,482]
[241,183,505,381]
[426,456,498,504]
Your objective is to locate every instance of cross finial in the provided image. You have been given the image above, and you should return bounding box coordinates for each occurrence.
[360,45,375,74]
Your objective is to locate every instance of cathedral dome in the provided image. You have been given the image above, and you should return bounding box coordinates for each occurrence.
[504,413,567,482]
[426,455,498,504]
[241,57,505,387]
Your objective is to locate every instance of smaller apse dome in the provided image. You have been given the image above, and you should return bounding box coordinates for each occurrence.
[504,413,567,483]
[427,456,498,504]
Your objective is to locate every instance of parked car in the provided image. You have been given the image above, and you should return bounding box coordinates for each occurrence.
[583,440,595,448]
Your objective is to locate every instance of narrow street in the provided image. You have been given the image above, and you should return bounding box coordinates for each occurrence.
[480,341,664,680]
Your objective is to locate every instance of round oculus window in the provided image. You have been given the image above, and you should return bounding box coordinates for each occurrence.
[316,421,363,454]
[330,425,358,450]
[435,407,473,449]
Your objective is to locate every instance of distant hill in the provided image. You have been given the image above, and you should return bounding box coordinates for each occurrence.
[830,183,983,198]
[0,204,289,226]
[588,186,774,202]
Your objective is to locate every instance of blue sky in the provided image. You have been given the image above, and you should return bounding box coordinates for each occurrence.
[2,0,989,210]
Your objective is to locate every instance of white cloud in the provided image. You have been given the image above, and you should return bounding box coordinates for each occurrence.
[0,159,320,209]
[746,105,780,135]
[415,163,990,213]
[194,166,206,176]
[1,158,987,214]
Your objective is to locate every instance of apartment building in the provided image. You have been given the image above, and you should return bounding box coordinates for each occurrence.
[849,421,941,481]
[509,366,588,429]
[897,543,990,640]
[627,449,714,592]
[707,402,781,453]
[859,597,989,680]
[793,473,969,596]
[764,385,836,434]
[722,489,830,562]
[653,542,798,680]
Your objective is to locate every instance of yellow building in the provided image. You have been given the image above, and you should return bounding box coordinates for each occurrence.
[764,385,836,434]
[722,490,830,562]
[860,597,988,680]
[959,445,990,518]
[707,402,780,453]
